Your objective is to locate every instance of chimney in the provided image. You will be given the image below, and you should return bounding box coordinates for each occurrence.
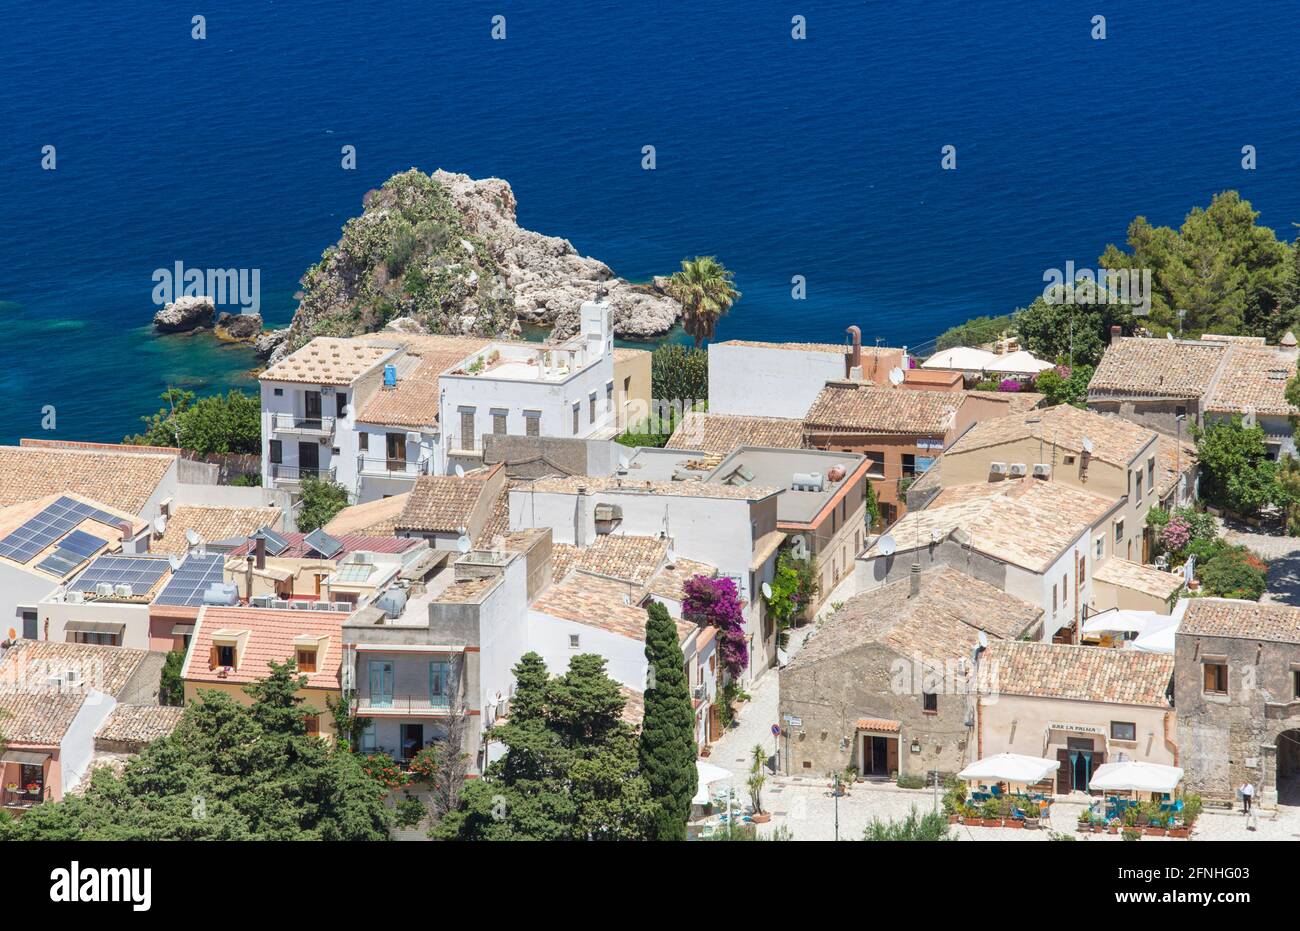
[845,325,862,379]
[245,554,255,601]
[909,563,922,598]
[254,535,266,570]
[1110,325,1122,344]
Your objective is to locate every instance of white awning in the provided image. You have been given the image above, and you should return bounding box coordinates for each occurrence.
[1089,760,1184,794]
[1131,617,1180,654]
[957,753,1060,784]
[1081,609,1161,636]
[692,760,732,805]
[988,349,1055,375]
[922,347,997,371]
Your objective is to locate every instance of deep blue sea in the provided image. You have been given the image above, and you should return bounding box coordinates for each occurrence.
[2,0,1299,444]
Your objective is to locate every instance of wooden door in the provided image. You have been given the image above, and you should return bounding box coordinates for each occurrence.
[1056,749,1071,794]
[885,737,899,776]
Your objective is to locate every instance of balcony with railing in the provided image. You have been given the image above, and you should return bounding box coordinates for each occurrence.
[267,411,337,436]
[2,784,49,811]
[269,463,337,484]
[353,693,452,716]
[357,454,434,480]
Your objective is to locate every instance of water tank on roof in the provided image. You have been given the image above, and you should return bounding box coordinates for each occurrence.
[202,582,239,606]
[375,588,407,619]
[792,472,825,492]
[383,364,398,387]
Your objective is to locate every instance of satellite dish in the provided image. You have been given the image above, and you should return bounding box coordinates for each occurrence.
[877,533,896,557]
[930,528,943,543]
[153,515,167,535]
[761,581,773,600]
[168,555,183,571]
[888,367,905,386]
[977,630,989,649]
[456,534,471,553]
[185,529,202,547]
[1081,437,1094,455]
[454,464,466,478]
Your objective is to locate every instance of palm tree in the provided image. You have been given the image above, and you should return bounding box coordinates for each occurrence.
[665,256,741,347]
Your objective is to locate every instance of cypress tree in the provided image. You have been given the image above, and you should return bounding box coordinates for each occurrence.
[638,600,698,840]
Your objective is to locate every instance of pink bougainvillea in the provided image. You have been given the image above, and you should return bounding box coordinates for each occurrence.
[998,378,1022,392]
[682,575,748,678]
[1160,515,1191,554]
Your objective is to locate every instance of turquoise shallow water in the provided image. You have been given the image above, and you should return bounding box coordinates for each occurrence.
[2,0,1299,443]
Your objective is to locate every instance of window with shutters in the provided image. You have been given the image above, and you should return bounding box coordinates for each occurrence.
[358,432,368,451]
[336,392,348,418]
[213,644,236,669]
[524,411,541,437]
[460,410,476,450]
[269,440,282,464]
[304,713,320,737]
[572,403,580,435]
[492,411,507,435]
[922,691,938,714]
[296,648,317,672]
[1203,661,1228,695]
[589,392,597,423]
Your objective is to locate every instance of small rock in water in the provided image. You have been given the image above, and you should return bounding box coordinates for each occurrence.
[153,295,215,333]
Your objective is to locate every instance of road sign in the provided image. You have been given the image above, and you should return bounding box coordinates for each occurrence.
[782,713,802,727]
[771,724,781,737]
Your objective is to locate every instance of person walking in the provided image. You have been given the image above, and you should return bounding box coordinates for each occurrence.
[1240,781,1254,814]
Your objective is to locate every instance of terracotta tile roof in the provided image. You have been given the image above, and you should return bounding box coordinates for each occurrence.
[866,479,1115,573]
[324,494,410,537]
[0,640,151,745]
[260,337,398,386]
[1180,598,1300,643]
[550,543,581,582]
[1201,334,1267,345]
[95,704,185,745]
[531,570,651,640]
[0,446,174,514]
[1092,558,1185,600]
[433,577,499,604]
[152,505,282,555]
[1204,345,1299,417]
[184,606,344,689]
[803,383,965,435]
[855,718,901,733]
[619,686,645,728]
[474,480,519,548]
[981,640,1173,706]
[570,535,668,585]
[790,566,1042,669]
[524,474,779,502]
[1153,432,1197,498]
[947,403,1155,467]
[227,532,421,559]
[354,339,489,427]
[666,412,804,456]
[0,493,143,576]
[964,390,1046,414]
[396,466,500,534]
[1089,337,1227,399]
[645,557,717,603]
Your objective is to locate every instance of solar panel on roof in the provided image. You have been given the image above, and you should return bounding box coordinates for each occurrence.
[333,564,373,583]
[60,529,108,558]
[69,555,170,594]
[0,496,123,565]
[304,528,343,559]
[153,553,226,607]
[35,549,88,577]
[255,526,290,557]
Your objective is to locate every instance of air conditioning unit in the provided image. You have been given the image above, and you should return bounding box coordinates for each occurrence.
[114,584,133,598]
[406,431,421,445]
[96,582,113,597]
[331,602,353,612]
[313,602,333,611]
[292,602,313,610]
[988,462,1007,475]
[692,684,706,700]
[1008,463,1028,477]
[250,595,273,608]
[1032,463,1052,478]
[67,591,85,605]
[271,599,290,610]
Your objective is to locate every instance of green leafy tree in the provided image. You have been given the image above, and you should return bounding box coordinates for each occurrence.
[0,662,391,840]
[125,388,261,455]
[665,256,741,347]
[1200,551,1267,601]
[863,806,955,841]
[159,650,186,707]
[1034,364,1093,407]
[1099,191,1294,339]
[639,601,697,841]
[296,476,351,532]
[1194,416,1281,517]
[1014,294,1133,368]
[433,652,656,841]
[935,313,1014,351]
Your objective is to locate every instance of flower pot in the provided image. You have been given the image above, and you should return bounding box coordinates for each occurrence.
[750,812,772,824]
[1108,824,1119,835]
[1143,826,1166,836]
[1077,821,1091,832]
[1168,826,1191,838]
[948,815,959,824]
[1024,818,1040,830]
[1092,824,1105,833]
[1004,819,1023,829]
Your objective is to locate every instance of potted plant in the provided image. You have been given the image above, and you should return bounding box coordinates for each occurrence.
[25,782,40,796]
[1107,818,1120,835]
[1121,826,1141,841]
[748,744,771,823]
[4,782,17,794]
[980,797,1003,827]
[1077,810,1092,832]
[1023,801,1041,830]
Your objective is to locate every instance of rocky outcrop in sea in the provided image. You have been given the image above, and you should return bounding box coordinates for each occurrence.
[261,169,681,362]
[152,295,215,333]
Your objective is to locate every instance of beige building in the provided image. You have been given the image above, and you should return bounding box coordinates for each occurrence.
[977,641,1176,793]
[1091,558,1185,615]
[780,565,1042,779]
[612,347,652,432]
[922,404,1163,564]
